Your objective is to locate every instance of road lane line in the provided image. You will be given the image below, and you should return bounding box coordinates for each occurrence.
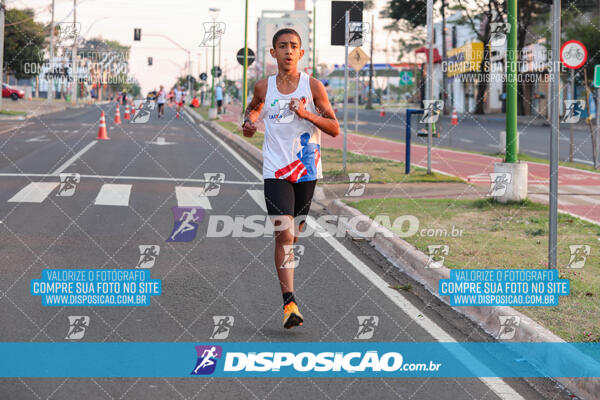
[0,173,261,185]
[530,150,547,156]
[51,141,97,175]
[247,189,267,212]
[8,182,59,203]
[0,122,32,136]
[212,120,524,399]
[174,186,213,209]
[306,216,524,400]
[459,138,474,143]
[186,110,263,181]
[573,158,593,165]
[94,184,132,206]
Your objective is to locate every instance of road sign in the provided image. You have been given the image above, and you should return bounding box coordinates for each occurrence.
[211,66,222,78]
[331,1,363,46]
[560,40,587,70]
[199,72,207,81]
[236,48,255,66]
[594,65,600,88]
[348,47,369,72]
[134,28,141,41]
[399,71,413,85]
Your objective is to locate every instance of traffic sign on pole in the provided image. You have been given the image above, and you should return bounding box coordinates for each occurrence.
[593,65,600,88]
[211,66,222,77]
[560,40,587,70]
[399,71,413,86]
[237,48,255,66]
[348,47,369,72]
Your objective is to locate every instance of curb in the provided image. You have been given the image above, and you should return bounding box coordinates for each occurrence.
[327,198,599,400]
[185,105,598,400]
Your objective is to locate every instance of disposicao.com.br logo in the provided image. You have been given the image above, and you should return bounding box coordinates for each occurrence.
[191,346,442,376]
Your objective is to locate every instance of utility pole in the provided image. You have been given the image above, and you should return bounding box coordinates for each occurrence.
[242,0,248,111]
[312,0,316,77]
[343,10,349,171]
[505,0,518,163]
[0,0,5,110]
[71,0,77,104]
[441,0,448,115]
[426,0,433,174]
[367,13,374,110]
[548,0,561,269]
[48,0,55,103]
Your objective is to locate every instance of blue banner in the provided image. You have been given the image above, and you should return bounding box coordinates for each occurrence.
[0,342,599,378]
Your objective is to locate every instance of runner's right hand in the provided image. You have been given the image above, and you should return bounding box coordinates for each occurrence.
[242,120,256,137]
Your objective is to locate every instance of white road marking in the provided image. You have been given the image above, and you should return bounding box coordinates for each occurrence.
[530,150,547,156]
[51,141,97,175]
[186,113,194,124]
[0,173,261,186]
[187,110,263,181]
[146,137,176,146]
[217,124,524,399]
[306,217,524,400]
[573,158,593,165]
[174,186,212,209]
[8,182,59,203]
[246,189,267,212]
[25,135,50,143]
[459,138,474,143]
[94,184,132,206]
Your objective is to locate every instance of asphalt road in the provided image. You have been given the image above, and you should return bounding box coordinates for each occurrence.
[338,108,596,165]
[0,104,572,399]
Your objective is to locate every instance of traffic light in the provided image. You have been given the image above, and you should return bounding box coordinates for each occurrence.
[134,28,141,41]
[147,57,153,66]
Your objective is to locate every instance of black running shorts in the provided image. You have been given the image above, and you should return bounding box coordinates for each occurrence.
[263,179,317,217]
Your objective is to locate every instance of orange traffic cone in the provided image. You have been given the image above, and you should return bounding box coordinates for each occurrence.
[130,103,136,117]
[380,107,385,117]
[97,111,109,140]
[114,104,121,124]
[451,108,458,126]
[124,105,130,120]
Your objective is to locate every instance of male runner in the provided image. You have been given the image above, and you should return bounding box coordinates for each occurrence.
[173,85,185,117]
[156,85,166,118]
[242,28,340,329]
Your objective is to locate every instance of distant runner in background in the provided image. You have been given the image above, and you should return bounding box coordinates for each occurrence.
[156,85,167,119]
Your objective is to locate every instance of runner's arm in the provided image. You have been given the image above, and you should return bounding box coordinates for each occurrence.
[298,78,340,138]
[242,79,266,137]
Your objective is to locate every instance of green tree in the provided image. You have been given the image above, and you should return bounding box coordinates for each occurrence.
[4,8,46,79]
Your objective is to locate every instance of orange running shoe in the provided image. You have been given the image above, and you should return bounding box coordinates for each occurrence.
[283,301,304,329]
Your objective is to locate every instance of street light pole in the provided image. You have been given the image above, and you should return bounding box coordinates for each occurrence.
[426,0,433,174]
[548,0,561,269]
[0,0,5,110]
[48,0,55,103]
[506,0,518,162]
[71,0,77,104]
[242,0,249,112]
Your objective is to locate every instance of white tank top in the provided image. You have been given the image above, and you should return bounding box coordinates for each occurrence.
[261,71,322,182]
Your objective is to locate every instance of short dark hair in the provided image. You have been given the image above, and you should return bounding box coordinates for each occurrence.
[272,28,302,49]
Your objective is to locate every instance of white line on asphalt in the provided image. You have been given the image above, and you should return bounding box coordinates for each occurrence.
[530,150,547,156]
[51,141,97,175]
[246,189,267,212]
[94,183,132,206]
[0,122,32,136]
[305,217,524,400]
[563,185,600,195]
[0,173,261,185]
[221,127,524,400]
[459,138,474,143]
[486,144,499,148]
[186,113,194,124]
[573,158,593,165]
[186,110,263,181]
[8,182,59,203]
[175,186,213,209]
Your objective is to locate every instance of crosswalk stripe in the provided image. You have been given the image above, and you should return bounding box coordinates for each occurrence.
[174,186,212,209]
[246,189,267,212]
[8,182,59,203]
[94,184,132,206]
